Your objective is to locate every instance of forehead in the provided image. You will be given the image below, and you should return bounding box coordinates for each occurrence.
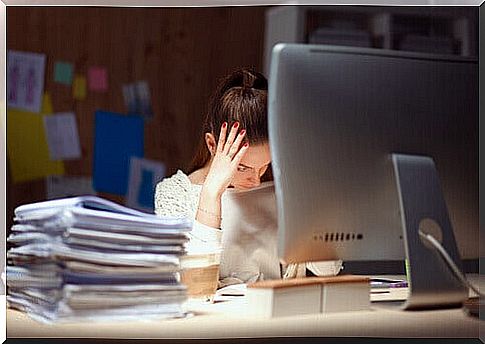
[240,143,271,167]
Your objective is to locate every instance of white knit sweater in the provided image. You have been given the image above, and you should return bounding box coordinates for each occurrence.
[155,170,342,286]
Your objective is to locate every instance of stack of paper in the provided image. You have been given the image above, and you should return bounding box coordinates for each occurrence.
[6,196,192,323]
[370,277,409,302]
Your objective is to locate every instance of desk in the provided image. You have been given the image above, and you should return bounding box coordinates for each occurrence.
[7,275,484,340]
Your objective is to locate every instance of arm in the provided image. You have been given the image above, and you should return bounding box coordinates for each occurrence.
[195,187,222,229]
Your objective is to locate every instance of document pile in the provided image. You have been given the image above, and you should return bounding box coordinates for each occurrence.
[6,196,192,323]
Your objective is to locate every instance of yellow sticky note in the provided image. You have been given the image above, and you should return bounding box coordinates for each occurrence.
[73,75,87,100]
[0,99,5,147]
[7,109,64,183]
[41,92,53,115]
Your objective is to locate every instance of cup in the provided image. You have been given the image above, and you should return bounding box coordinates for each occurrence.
[180,252,221,302]
[180,226,222,302]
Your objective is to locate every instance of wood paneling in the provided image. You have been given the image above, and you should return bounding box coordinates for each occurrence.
[6,6,267,229]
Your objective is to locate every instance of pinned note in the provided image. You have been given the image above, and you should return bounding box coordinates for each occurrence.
[43,112,81,160]
[126,157,166,212]
[123,81,153,120]
[54,61,74,85]
[88,66,108,92]
[93,110,144,195]
[0,100,5,146]
[73,75,87,100]
[7,50,46,113]
[7,109,64,183]
[41,92,53,115]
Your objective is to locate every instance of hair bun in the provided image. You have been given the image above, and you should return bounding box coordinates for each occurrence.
[215,68,268,101]
[242,71,257,89]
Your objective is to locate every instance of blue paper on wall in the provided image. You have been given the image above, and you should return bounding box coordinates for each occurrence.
[93,110,144,195]
[138,169,155,208]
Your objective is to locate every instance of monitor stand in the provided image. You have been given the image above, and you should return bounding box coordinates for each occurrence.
[391,154,468,310]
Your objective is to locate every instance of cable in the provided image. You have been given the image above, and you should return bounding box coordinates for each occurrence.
[418,230,484,299]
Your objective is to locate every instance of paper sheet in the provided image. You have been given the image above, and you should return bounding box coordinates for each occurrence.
[43,112,81,160]
[122,81,153,119]
[72,75,87,100]
[7,109,64,183]
[93,110,144,195]
[126,157,166,212]
[7,50,46,113]
[54,61,73,85]
[88,66,108,92]
[215,283,247,297]
[46,175,96,200]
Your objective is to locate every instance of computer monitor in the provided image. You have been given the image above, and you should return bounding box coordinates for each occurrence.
[268,43,478,309]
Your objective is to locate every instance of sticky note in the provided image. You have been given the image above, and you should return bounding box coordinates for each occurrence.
[41,92,53,115]
[93,110,143,195]
[54,61,74,85]
[88,66,108,92]
[0,100,5,145]
[73,75,87,100]
[7,109,64,183]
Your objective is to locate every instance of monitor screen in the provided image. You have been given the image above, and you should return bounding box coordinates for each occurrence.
[268,44,478,264]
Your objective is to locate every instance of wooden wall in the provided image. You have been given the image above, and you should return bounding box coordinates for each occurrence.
[6,6,268,228]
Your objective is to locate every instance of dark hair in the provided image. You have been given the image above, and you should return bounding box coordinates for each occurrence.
[188,68,270,175]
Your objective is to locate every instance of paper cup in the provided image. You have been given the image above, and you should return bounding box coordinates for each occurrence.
[180,252,221,302]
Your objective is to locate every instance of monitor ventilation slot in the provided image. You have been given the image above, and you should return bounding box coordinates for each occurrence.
[313,232,363,242]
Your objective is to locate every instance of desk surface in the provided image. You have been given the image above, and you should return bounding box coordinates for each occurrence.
[7,275,485,340]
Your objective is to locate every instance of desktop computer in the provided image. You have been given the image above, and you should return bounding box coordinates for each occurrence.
[268,43,478,309]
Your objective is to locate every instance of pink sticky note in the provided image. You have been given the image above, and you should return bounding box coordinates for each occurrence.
[88,66,108,92]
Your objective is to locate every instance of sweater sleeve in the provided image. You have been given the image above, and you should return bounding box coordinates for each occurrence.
[154,170,194,218]
[154,170,221,231]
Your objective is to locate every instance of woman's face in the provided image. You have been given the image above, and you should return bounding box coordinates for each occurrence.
[230,142,271,190]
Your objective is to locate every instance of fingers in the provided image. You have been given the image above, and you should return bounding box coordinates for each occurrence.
[216,122,227,153]
[223,122,239,154]
[232,142,249,167]
[228,129,246,159]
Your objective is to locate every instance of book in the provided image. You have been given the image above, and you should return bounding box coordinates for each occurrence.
[246,275,370,318]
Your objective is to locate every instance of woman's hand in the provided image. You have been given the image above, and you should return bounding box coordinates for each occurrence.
[203,121,249,197]
[196,121,248,228]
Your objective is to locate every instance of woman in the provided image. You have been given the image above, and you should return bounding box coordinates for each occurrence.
[155,68,342,286]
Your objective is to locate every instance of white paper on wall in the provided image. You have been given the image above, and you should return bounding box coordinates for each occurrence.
[126,157,166,212]
[122,81,153,120]
[43,112,82,160]
[7,50,46,113]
